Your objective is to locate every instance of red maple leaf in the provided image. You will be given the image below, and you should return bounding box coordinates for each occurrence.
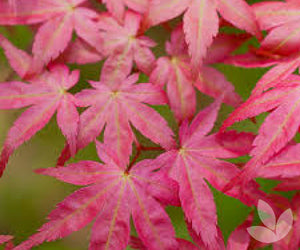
[254,1,300,56]
[222,75,300,190]
[156,100,255,247]
[72,72,175,166]
[150,25,242,122]
[0,0,102,67]
[97,10,156,83]
[15,142,179,250]
[0,65,80,176]
[102,0,148,22]
[144,0,260,72]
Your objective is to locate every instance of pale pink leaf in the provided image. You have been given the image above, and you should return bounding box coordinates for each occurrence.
[250,88,300,162]
[14,183,111,250]
[56,95,79,156]
[258,144,300,179]
[102,0,125,22]
[0,100,59,176]
[175,156,218,247]
[73,8,103,51]
[205,33,250,64]
[0,0,65,25]
[125,0,148,13]
[32,14,73,66]
[100,49,134,87]
[89,184,131,250]
[104,102,133,167]
[166,63,196,122]
[253,1,300,30]
[251,54,300,97]
[131,189,178,250]
[133,44,155,75]
[0,82,48,109]
[146,0,190,26]
[0,34,32,78]
[196,66,242,107]
[183,0,219,71]
[217,0,260,37]
[77,101,110,150]
[124,99,175,149]
[149,57,171,87]
[221,87,293,131]
[222,53,280,68]
[260,21,300,56]
[182,99,221,142]
[36,161,119,186]
[62,38,103,65]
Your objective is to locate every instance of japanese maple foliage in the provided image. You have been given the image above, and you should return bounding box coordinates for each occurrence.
[1,0,300,249]
[16,142,179,250]
[0,64,80,176]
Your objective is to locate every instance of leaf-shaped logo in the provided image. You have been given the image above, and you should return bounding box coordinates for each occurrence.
[247,200,293,243]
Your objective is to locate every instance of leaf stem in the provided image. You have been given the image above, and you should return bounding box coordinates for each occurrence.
[126,145,164,173]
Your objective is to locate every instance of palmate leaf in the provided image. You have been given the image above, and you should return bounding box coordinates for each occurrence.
[183,0,219,74]
[97,11,156,80]
[0,65,80,176]
[146,0,259,72]
[0,34,34,79]
[15,142,179,250]
[102,0,148,22]
[0,0,102,67]
[222,76,300,190]
[254,1,300,56]
[58,71,175,167]
[257,143,300,180]
[156,100,256,248]
[150,26,241,122]
[0,34,103,79]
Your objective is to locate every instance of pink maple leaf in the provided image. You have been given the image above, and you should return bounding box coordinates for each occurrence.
[60,38,103,65]
[15,142,179,250]
[63,72,175,167]
[222,75,300,190]
[254,1,300,56]
[0,34,39,79]
[156,100,255,247]
[150,25,241,122]
[101,0,148,22]
[227,215,253,250]
[0,65,80,176]
[145,0,260,72]
[257,143,300,180]
[0,34,103,79]
[0,0,102,67]
[97,11,156,83]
